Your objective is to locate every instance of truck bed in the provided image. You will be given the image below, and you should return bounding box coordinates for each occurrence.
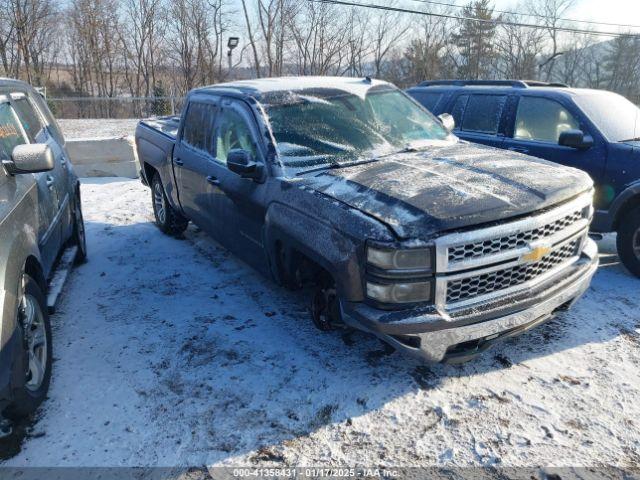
[139,116,181,140]
[135,116,180,185]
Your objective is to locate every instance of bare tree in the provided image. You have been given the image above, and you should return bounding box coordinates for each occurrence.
[1,0,60,84]
[120,0,167,98]
[529,0,576,81]
[370,2,409,77]
[66,0,121,99]
[495,14,546,79]
[403,5,456,84]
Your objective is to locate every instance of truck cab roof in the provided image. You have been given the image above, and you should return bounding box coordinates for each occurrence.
[192,76,392,100]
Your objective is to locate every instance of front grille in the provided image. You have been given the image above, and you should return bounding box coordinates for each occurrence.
[446,239,580,304]
[448,209,583,263]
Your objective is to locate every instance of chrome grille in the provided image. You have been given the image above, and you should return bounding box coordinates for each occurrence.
[448,209,583,263]
[446,239,581,304]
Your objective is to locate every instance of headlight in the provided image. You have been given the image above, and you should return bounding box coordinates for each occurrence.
[366,280,432,304]
[367,245,432,271]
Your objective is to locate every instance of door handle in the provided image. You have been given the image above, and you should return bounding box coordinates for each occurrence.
[206,175,220,186]
[46,175,55,189]
[174,158,184,166]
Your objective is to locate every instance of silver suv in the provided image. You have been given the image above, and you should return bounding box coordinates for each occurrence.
[0,78,86,435]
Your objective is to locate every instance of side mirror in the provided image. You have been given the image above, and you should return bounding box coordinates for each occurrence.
[438,113,455,133]
[559,129,594,150]
[227,149,262,179]
[3,144,54,175]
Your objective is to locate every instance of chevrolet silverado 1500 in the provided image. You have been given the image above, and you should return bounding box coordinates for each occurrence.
[135,76,598,363]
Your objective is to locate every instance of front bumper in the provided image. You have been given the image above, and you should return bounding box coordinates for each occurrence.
[343,238,599,362]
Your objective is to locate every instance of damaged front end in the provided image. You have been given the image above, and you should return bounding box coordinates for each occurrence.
[342,192,599,362]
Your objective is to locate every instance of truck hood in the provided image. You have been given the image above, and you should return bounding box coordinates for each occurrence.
[298,142,593,239]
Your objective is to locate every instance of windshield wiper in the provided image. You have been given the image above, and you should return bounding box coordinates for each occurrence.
[296,158,380,176]
[620,137,640,143]
[294,146,422,176]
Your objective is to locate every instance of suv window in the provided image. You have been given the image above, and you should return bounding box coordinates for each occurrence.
[0,103,27,160]
[450,94,469,130]
[410,91,442,112]
[215,109,257,164]
[182,102,217,155]
[12,97,44,142]
[514,97,580,143]
[461,94,507,134]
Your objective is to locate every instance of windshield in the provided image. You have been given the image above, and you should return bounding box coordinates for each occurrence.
[261,86,451,171]
[574,91,640,142]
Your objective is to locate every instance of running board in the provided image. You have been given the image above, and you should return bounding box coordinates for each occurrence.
[47,246,77,313]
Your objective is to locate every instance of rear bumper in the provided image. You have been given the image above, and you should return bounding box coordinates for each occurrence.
[343,238,599,362]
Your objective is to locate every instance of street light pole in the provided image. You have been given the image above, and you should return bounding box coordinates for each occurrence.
[538,51,565,79]
[227,37,240,78]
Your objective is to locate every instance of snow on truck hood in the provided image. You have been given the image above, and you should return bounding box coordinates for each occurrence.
[297,142,593,239]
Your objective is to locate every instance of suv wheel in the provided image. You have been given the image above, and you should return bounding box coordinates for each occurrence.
[7,275,52,419]
[72,189,87,264]
[617,206,640,278]
[151,174,188,236]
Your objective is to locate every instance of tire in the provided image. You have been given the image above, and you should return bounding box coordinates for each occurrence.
[6,275,52,419]
[71,188,87,264]
[617,206,640,278]
[310,284,342,332]
[151,173,188,236]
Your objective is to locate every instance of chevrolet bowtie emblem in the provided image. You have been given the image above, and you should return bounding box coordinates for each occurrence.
[521,243,552,263]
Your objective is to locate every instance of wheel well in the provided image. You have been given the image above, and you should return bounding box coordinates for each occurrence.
[143,162,158,185]
[276,241,333,289]
[24,256,46,294]
[614,195,640,230]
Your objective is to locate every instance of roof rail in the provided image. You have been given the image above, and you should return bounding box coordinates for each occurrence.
[417,79,570,89]
[522,80,570,88]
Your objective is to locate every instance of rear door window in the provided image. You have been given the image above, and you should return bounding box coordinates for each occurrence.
[0,103,27,160]
[12,96,45,142]
[514,96,580,143]
[461,94,507,134]
[182,101,217,155]
[450,94,469,129]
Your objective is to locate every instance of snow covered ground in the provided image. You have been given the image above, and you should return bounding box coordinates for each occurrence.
[3,178,640,469]
[58,119,139,139]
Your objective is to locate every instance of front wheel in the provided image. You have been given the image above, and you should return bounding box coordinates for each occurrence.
[311,284,342,331]
[617,206,640,278]
[151,174,188,236]
[6,275,52,419]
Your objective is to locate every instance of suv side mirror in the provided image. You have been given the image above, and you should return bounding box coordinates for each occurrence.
[3,144,54,175]
[438,113,455,133]
[559,129,594,150]
[227,149,262,179]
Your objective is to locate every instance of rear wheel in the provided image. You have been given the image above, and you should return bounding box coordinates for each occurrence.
[6,275,52,419]
[151,174,188,236]
[617,206,640,278]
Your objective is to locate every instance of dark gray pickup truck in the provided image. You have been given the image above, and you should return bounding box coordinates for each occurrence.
[135,76,598,363]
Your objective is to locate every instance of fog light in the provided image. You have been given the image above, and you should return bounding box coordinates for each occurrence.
[366,281,432,304]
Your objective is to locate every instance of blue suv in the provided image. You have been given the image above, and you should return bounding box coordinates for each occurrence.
[408,80,640,277]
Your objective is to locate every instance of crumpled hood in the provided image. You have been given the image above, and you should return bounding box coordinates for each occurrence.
[297,141,593,239]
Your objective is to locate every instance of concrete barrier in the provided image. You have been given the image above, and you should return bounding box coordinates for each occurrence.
[66,136,139,179]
